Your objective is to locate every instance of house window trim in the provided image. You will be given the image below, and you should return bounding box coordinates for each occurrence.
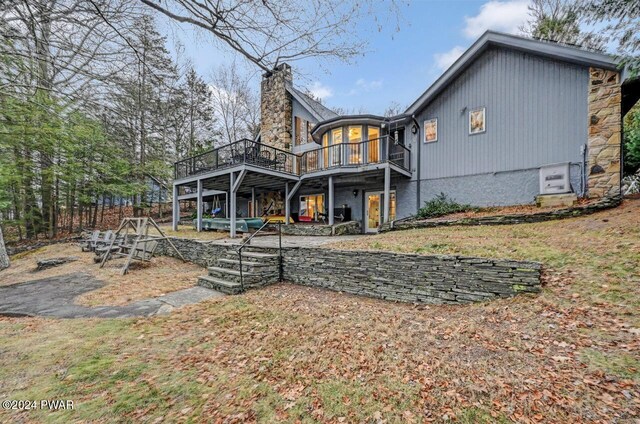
[423,118,438,143]
[468,107,486,136]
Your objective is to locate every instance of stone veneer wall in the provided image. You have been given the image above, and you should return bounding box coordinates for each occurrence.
[587,68,622,198]
[260,63,293,151]
[156,238,233,267]
[283,249,541,304]
[155,237,542,305]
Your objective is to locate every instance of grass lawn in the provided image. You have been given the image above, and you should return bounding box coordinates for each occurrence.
[159,224,231,241]
[0,200,639,423]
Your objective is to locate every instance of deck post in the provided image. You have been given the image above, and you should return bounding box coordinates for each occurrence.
[383,165,391,223]
[196,179,203,232]
[328,176,335,226]
[230,172,237,238]
[172,184,179,231]
[251,187,256,218]
[284,183,290,225]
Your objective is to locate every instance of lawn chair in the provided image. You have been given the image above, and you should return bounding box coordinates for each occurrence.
[95,230,113,248]
[81,230,101,252]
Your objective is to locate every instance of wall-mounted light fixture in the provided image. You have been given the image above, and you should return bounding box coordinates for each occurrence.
[411,123,418,134]
[353,189,358,197]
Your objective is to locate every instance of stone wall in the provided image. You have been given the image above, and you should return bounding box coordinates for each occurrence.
[283,248,541,304]
[587,68,622,199]
[260,64,293,151]
[154,236,543,305]
[381,195,621,232]
[277,220,361,236]
[156,238,232,267]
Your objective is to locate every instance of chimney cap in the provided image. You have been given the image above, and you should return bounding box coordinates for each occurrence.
[263,62,292,79]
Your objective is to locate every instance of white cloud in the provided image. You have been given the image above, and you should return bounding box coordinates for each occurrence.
[308,81,333,100]
[355,78,383,91]
[433,46,466,71]
[463,0,530,39]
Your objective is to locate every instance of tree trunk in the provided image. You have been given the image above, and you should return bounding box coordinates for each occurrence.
[0,226,10,271]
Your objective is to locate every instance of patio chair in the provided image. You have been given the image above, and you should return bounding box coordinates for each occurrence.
[81,230,101,252]
[258,150,272,167]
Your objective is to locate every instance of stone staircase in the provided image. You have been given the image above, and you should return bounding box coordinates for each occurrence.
[197,247,280,295]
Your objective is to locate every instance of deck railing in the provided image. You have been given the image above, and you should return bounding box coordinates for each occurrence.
[175,135,410,179]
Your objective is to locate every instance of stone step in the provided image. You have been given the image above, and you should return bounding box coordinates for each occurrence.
[207,265,278,286]
[208,266,261,277]
[217,258,278,271]
[197,275,243,295]
[238,251,278,259]
[218,255,274,269]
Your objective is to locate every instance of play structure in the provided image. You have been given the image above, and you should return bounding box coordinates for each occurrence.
[98,217,184,275]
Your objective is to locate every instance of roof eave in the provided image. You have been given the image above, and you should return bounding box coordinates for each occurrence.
[405,31,619,116]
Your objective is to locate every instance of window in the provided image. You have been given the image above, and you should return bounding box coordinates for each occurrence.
[330,128,343,166]
[469,107,486,135]
[300,194,325,220]
[347,125,362,164]
[368,126,380,163]
[322,133,329,168]
[294,116,311,145]
[424,118,437,143]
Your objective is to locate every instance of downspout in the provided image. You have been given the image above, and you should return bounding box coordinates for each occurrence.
[580,144,587,198]
[412,115,421,213]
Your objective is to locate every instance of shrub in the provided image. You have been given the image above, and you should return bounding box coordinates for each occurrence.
[417,193,474,219]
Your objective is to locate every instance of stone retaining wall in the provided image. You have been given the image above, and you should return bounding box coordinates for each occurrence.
[282,248,541,304]
[153,237,542,305]
[381,195,621,233]
[156,238,232,267]
[277,220,361,236]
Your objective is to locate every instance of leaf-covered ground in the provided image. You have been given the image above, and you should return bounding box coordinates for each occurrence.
[0,244,203,306]
[0,200,639,423]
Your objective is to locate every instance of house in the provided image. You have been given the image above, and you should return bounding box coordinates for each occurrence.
[172,31,639,236]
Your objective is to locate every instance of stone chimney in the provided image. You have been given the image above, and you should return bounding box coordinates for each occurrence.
[587,68,622,199]
[260,63,293,150]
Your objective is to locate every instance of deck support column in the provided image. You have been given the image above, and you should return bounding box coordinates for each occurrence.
[251,187,256,218]
[328,176,334,226]
[229,173,237,238]
[196,179,203,232]
[172,184,179,231]
[284,183,290,225]
[383,166,391,223]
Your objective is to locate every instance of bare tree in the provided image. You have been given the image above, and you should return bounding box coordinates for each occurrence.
[0,225,9,270]
[384,101,404,118]
[209,62,260,144]
[136,0,401,72]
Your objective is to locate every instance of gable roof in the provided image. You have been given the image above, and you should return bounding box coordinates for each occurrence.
[286,81,339,122]
[405,30,619,116]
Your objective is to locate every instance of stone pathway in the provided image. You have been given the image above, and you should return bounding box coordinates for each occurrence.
[212,234,365,248]
[0,272,224,318]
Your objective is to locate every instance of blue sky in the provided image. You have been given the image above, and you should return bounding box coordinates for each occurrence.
[161,0,535,115]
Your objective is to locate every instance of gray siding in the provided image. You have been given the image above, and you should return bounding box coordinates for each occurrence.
[291,98,321,154]
[414,47,588,180]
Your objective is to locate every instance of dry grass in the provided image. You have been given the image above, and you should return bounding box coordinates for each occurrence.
[0,243,203,306]
[159,224,231,241]
[0,200,639,423]
[330,198,640,309]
